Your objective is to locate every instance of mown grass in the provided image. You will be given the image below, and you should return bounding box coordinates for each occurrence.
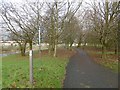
[2,53,68,88]
[100,59,119,73]
[85,46,119,73]
[90,52,118,73]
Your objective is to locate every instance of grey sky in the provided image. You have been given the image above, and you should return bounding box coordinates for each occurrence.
[1,0,119,3]
[0,0,119,41]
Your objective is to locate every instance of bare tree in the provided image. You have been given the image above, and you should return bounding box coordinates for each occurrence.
[62,14,80,49]
[87,0,119,58]
[1,1,44,56]
[43,1,82,56]
[1,3,28,56]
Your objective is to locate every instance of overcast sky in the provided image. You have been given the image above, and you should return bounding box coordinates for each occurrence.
[0,0,98,4]
[1,0,119,3]
[0,0,119,40]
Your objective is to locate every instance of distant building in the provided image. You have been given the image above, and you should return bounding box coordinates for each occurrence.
[0,41,18,46]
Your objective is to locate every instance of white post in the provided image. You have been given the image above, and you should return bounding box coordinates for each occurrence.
[29,50,33,84]
[39,29,41,54]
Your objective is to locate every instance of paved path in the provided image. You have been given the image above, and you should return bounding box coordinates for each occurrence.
[63,49,118,88]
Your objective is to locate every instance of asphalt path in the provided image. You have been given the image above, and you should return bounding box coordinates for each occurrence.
[63,48,118,88]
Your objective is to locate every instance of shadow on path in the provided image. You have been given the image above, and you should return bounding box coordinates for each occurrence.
[63,48,118,88]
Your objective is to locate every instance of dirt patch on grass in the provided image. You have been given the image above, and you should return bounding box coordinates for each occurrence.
[56,48,75,58]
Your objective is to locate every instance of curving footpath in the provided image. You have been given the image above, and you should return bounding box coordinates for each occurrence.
[63,49,118,88]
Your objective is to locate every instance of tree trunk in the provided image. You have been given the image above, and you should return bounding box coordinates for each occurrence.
[82,43,86,50]
[19,42,27,56]
[20,47,26,56]
[49,43,53,55]
[77,37,81,47]
[48,44,51,55]
[53,44,57,57]
[70,42,73,48]
[29,40,32,50]
[102,44,106,59]
[77,41,81,47]
[114,42,118,55]
[53,39,57,57]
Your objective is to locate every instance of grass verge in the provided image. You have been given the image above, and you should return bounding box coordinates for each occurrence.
[84,46,119,73]
[2,49,72,88]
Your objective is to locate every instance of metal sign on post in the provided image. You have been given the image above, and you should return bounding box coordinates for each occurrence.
[29,50,33,85]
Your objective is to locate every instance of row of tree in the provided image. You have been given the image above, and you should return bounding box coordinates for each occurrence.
[85,0,119,58]
[1,0,119,58]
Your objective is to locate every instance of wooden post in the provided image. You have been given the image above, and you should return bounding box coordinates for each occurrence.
[0,53,2,89]
[29,50,33,85]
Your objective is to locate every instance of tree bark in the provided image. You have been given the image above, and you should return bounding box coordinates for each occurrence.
[19,41,27,56]
[70,42,73,48]
[53,44,57,57]
[114,42,118,55]
[29,40,33,50]
[20,47,26,56]
[77,41,81,47]
[101,44,106,59]
[53,39,57,57]
[48,44,51,55]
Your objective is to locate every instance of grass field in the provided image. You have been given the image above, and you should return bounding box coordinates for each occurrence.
[2,50,70,88]
[84,46,119,73]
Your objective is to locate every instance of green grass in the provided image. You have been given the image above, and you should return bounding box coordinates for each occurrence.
[92,51,115,55]
[2,53,68,88]
[95,52,118,72]
[87,51,118,73]
[100,60,118,73]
